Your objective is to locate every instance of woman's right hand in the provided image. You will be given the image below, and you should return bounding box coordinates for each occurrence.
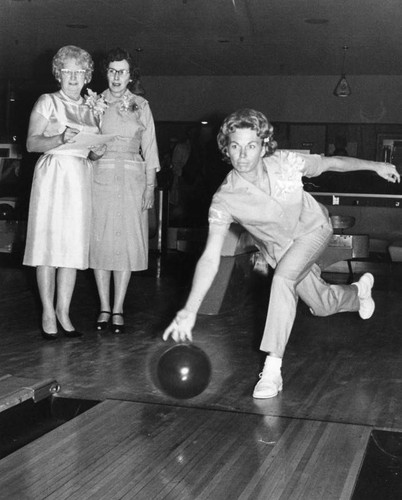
[88,144,107,161]
[62,126,80,144]
[162,309,196,342]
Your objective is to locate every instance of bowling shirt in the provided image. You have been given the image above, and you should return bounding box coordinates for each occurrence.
[208,151,332,268]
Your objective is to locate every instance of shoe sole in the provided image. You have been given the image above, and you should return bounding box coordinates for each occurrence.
[353,273,374,294]
[358,273,374,296]
[253,384,283,399]
[358,273,375,319]
[359,299,375,320]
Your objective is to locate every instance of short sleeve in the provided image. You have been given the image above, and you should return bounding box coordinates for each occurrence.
[32,94,54,121]
[300,153,326,178]
[138,98,161,172]
[208,193,234,228]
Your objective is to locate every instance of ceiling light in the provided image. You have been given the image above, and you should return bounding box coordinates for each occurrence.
[333,45,351,98]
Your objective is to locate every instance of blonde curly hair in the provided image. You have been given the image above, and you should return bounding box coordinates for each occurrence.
[217,108,277,163]
[52,45,94,83]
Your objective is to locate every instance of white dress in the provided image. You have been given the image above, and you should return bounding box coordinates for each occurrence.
[23,91,99,269]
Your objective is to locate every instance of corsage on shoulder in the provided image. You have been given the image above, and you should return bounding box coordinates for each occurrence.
[273,151,305,199]
[84,89,109,117]
[118,94,140,116]
[283,151,305,174]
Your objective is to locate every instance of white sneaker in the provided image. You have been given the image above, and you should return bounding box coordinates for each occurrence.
[353,272,375,319]
[253,371,283,399]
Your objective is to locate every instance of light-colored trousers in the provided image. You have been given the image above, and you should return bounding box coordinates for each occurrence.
[260,223,360,356]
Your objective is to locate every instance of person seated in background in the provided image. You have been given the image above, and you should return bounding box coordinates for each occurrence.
[331,135,349,156]
[169,126,209,226]
[163,108,400,399]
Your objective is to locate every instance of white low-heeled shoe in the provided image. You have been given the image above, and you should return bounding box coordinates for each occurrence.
[353,273,375,320]
[253,371,283,399]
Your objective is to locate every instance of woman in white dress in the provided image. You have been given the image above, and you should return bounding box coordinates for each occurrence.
[90,48,160,334]
[24,45,99,340]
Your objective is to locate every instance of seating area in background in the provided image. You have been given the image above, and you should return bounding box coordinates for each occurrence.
[316,215,369,282]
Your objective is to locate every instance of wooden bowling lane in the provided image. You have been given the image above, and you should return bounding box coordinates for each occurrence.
[0,399,370,499]
[1,255,402,430]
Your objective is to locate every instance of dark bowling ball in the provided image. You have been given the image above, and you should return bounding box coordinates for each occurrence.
[157,344,211,399]
[0,203,14,220]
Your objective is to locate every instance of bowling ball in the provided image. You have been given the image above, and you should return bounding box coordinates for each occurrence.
[0,203,14,220]
[157,344,211,399]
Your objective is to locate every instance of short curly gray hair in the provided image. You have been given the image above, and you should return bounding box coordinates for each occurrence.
[52,45,94,82]
[217,108,277,163]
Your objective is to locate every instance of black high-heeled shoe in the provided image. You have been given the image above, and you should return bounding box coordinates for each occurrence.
[56,320,83,338]
[41,329,59,341]
[111,313,125,334]
[61,328,83,338]
[96,311,111,332]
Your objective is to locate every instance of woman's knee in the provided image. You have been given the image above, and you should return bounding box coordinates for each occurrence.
[272,273,298,295]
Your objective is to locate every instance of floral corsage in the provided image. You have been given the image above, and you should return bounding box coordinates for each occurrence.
[118,93,140,116]
[84,89,109,118]
[273,151,305,199]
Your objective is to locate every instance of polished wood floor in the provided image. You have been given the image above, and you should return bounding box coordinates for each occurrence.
[0,251,401,499]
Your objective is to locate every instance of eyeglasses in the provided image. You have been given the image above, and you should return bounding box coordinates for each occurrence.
[61,69,86,78]
[107,68,130,77]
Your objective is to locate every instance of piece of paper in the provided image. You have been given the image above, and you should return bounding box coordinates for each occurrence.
[54,132,116,151]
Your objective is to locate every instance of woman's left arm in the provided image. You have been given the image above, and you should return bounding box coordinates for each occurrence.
[320,156,400,183]
[140,102,161,209]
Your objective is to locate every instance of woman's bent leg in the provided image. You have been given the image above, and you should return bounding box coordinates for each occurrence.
[259,224,333,356]
[254,225,333,398]
[296,264,359,316]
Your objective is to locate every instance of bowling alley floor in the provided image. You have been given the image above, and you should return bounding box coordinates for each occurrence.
[0,250,402,499]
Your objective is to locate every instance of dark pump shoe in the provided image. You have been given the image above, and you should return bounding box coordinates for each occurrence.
[41,329,58,341]
[111,313,125,334]
[96,311,111,331]
[62,329,83,338]
[57,320,83,338]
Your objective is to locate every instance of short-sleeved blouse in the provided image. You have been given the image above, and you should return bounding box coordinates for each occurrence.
[208,151,331,268]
